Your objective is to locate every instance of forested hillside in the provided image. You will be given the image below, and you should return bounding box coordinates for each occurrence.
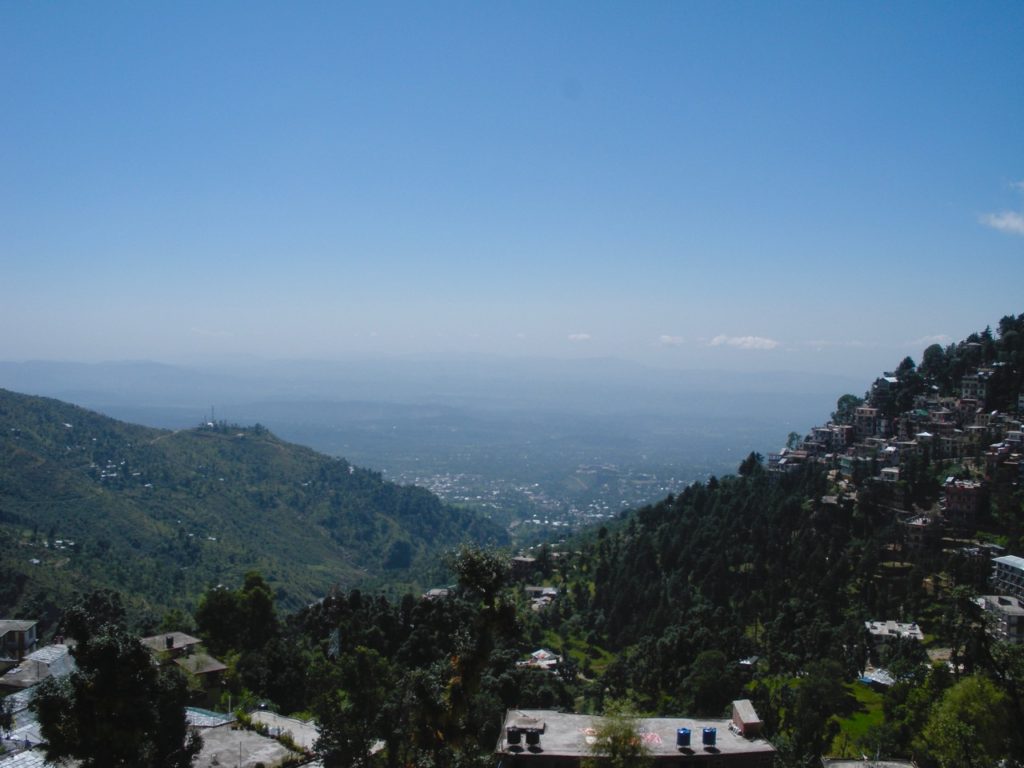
[184,315,1022,768]
[0,389,506,625]
[8,316,1024,768]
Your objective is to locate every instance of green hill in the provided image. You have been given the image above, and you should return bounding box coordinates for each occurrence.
[0,388,506,627]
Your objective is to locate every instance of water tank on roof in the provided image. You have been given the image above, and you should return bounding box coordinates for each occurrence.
[506,728,521,745]
[525,730,541,747]
[676,728,691,747]
[702,727,717,747]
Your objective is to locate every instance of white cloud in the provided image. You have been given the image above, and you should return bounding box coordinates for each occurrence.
[657,334,684,346]
[567,333,592,342]
[709,334,780,351]
[980,211,1024,236]
[980,181,1024,236]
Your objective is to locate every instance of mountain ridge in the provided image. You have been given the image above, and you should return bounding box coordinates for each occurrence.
[0,387,506,627]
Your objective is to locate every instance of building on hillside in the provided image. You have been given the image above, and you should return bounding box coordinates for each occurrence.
[986,442,1024,484]
[511,556,538,580]
[141,631,226,705]
[174,651,228,689]
[0,621,38,663]
[961,371,993,406]
[976,595,1024,644]
[517,648,562,671]
[938,431,967,460]
[854,407,880,441]
[941,478,986,529]
[495,701,775,767]
[767,449,808,475]
[992,555,1024,601]
[900,516,939,552]
[0,644,74,692]
[864,620,924,647]
[807,425,852,454]
[141,631,202,660]
[838,455,874,481]
[525,586,559,611]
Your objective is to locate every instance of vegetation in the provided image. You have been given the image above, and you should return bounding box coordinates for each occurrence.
[30,591,202,768]
[583,702,652,768]
[0,388,506,625]
[8,314,1024,767]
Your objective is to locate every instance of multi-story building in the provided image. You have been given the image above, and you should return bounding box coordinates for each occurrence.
[977,595,1024,644]
[961,370,993,405]
[854,407,880,441]
[942,478,986,529]
[901,516,939,552]
[992,555,1024,601]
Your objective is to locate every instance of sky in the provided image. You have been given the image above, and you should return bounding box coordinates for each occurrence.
[2,1,1023,378]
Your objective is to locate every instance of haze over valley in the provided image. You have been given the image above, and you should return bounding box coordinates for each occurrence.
[0,357,861,530]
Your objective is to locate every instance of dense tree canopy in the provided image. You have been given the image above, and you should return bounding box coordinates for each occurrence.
[30,592,202,768]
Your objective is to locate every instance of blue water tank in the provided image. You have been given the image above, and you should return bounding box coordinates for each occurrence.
[702,727,717,747]
[676,728,691,747]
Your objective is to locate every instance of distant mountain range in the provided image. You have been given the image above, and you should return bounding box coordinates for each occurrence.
[0,388,506,628]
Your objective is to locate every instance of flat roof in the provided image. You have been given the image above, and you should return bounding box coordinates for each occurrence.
[497,710,775,760]
[0,620,37,634]
[994,555,1024,570]
[864,621,923,640]
[175,653,227,676]
[140,631,202,653]
[0,645,74,690]
[980,595,1024,615]
[192,721,296,768]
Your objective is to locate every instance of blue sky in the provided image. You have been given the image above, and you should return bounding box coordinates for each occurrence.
[2,1,1022,377]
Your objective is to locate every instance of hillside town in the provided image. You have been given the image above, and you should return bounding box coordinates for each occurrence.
[770,350,1024,648]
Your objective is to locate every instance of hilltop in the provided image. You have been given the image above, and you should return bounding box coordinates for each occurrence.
[0,388,506,626]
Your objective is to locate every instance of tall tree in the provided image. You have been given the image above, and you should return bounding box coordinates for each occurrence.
[918,675,1011,768]
[313,646,393,768]
[30,593,202,768]
[832,394,864,425]
[584,703,652,768]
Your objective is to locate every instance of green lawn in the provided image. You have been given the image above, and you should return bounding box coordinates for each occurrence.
[541,629,615,677]
[829,682,885,757]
